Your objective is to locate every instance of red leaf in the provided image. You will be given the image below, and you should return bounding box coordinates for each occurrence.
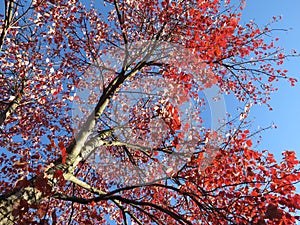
[246,140,252,147]
[53,169,63,179]
[58,141,67,164]
[54,169,66,186]
[15,178,30,189]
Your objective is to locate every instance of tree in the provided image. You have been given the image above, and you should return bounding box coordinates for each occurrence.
[0,0,299,224]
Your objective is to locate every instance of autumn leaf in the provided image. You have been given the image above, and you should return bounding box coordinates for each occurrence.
[58,141,67,164]
[246,140,253,147]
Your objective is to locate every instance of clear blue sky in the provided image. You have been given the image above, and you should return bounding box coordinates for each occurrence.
[236,0,300,163]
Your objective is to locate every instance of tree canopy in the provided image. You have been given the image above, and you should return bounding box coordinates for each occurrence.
[0,0,299,224]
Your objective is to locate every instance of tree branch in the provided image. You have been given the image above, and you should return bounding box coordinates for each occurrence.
[63,173,106,195]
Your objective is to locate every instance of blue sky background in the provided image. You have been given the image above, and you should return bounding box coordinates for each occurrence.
[236,0,300,168]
